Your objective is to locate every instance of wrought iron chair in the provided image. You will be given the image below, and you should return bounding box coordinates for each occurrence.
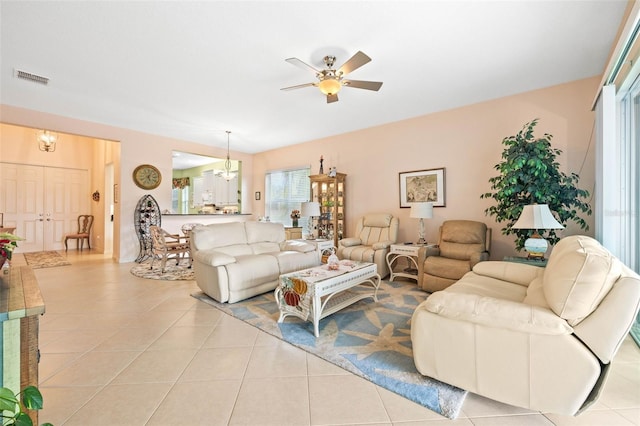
[64,215,94,251]
[149,225,190,273]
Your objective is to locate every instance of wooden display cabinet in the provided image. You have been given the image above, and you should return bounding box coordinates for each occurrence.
[309,173,346,247]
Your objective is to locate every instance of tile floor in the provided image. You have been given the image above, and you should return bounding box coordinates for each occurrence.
[16,251,639,425]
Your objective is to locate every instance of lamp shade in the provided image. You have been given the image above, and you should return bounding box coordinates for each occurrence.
[410,202,434,219]
[318,78,341,95]
[301,201,321,217]
[512,204,564,230]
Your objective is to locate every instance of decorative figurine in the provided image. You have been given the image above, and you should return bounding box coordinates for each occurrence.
[328,167,337,177]
[319,155,324,174]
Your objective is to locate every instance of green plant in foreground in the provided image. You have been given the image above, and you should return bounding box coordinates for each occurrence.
[0,386,52,426]
[480,119,591,250]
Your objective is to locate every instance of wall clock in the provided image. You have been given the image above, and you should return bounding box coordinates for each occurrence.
[133,164,162,190]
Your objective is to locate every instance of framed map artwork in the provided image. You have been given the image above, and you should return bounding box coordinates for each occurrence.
[399,167,446,208]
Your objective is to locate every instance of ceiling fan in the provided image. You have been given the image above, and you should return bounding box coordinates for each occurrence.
[281,51,383,104]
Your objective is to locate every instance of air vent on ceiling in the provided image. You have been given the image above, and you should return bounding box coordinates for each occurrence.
[15,69,49,85]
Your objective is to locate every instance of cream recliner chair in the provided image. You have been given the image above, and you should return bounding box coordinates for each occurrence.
[411,235,640,415]
[337,213,399,278]
[417,220,491,292]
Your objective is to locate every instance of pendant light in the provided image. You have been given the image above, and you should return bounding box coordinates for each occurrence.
[223,130,236,181]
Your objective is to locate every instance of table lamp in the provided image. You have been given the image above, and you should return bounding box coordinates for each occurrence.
[300,201,321,240]
[410,202,433,244]
[512,204,564,259]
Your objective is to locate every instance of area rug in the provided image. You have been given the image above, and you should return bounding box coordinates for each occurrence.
[23,251,71,269]
[130,259,194,281]
[191,280,466,419]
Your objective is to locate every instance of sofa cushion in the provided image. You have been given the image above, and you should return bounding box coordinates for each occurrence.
[191,222,247,251]
[425,291,573,335]
[251,242,282,254]
[281,240,316,253]
[245,221,285,244]
[271,250,320,274]
[446,271,528,302]
[340,245,375,263]
[213,244,253,258]
[544,235,622,325]
[438,220,487,260]
[424,256,471,281]
[363,213,393,228]
[225,254,280,292]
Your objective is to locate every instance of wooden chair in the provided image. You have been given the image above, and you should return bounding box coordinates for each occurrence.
[149,225,190,272]
[64,215,94,251]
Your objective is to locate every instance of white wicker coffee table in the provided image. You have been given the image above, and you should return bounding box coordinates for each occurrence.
[275,260,380,337]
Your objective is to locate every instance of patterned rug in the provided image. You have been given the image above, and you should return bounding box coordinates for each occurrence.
[130,259,194,281]
[192,280,467,419]
[23,251,71,269]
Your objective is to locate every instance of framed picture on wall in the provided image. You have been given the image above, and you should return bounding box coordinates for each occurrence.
[399,167,446,208]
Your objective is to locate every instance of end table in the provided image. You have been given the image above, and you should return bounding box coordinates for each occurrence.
[386,243,435,282]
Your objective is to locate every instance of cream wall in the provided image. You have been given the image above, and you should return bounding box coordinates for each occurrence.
[1,76,596,262]
[252,77,598,260]
[0,107,255,262]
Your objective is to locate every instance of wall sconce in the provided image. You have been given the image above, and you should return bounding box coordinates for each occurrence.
[37,130,58,152]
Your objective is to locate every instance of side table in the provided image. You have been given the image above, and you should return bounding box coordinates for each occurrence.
[387,243,435,282]
[503,256,548,267]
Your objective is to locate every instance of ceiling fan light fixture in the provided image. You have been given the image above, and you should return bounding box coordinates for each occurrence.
[318,78,342,95]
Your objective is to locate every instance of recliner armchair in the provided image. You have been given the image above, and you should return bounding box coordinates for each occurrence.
[417,220,490,292]
[411,235,640,415]
[337,213,399,278]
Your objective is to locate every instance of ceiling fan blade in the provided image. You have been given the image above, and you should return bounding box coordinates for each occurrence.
[327,93,339,103]
[280,82,316,91]
[343,79,383,91]
[285,57,320,74]
[337,51,372,75]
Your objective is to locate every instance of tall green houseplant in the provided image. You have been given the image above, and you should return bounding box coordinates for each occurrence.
[481,119,591,250]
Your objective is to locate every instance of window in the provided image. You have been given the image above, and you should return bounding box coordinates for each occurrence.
[265,166,310,226]
[172,187,189,214]
[615,78,640,271]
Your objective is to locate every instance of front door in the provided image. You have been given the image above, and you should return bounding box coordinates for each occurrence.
[0,163,89,252]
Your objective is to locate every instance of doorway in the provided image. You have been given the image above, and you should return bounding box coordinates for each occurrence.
[0,163,89,252]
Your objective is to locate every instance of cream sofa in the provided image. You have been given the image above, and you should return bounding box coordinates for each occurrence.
[191,221,321,303]
[411,235,640,415]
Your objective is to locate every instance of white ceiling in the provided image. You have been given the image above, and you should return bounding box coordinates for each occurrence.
[0,1,626,154]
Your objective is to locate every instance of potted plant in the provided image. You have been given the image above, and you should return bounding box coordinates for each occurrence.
[0,232,24,269]
[480,119,591,250]
[0,385,52,426]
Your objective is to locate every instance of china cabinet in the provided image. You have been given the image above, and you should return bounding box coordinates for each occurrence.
[309,173,346,247]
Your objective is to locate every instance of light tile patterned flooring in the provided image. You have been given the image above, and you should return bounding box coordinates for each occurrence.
[16,251,639,425]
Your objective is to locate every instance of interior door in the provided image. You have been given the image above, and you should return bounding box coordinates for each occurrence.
[0,163,89,252]
[0,163,45,252]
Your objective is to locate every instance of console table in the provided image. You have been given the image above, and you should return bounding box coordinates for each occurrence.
[0,266,45,424]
